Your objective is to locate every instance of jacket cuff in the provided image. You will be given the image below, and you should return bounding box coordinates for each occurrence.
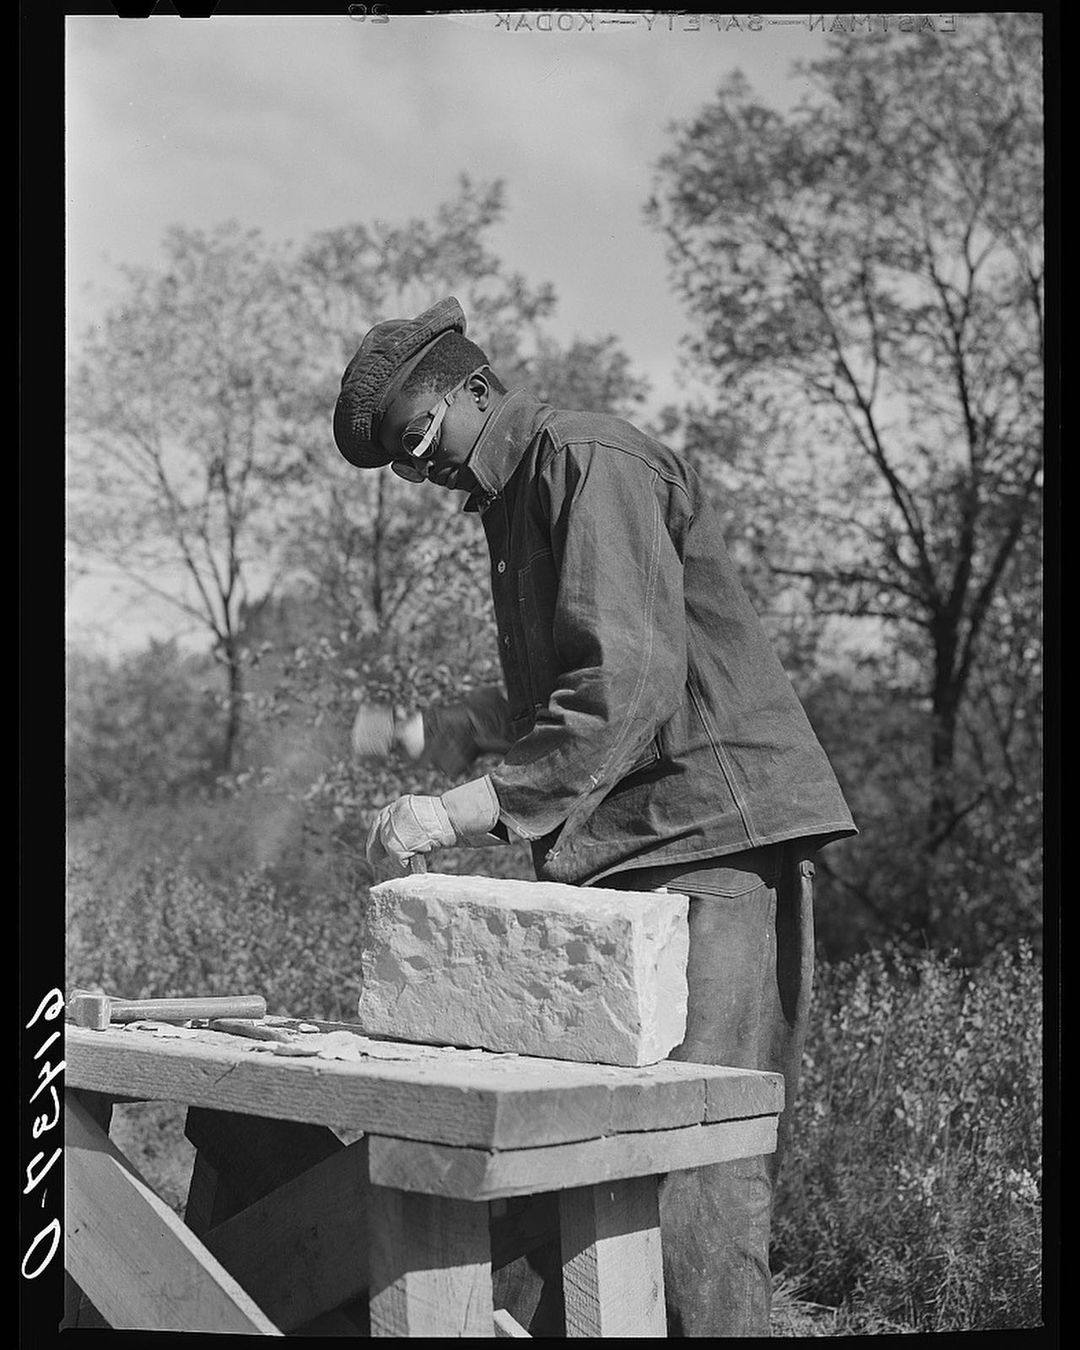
[441,775,505,844]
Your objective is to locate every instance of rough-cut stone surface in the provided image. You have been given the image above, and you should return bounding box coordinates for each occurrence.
[356,873,690,1067]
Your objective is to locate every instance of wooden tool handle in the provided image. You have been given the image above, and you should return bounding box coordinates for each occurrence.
[107,995,268,1024]
[408,854,428,875]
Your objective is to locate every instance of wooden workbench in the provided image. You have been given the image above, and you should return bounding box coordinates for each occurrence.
[64,1018,783,1337]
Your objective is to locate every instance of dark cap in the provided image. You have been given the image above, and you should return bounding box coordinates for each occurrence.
[333,296,467,468]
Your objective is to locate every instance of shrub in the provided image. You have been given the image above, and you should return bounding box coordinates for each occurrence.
[67,857,368,1023]
[66,641,221,817]
[773,943,1043,1332]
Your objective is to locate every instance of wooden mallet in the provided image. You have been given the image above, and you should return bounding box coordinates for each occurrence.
[68,993,267,1030]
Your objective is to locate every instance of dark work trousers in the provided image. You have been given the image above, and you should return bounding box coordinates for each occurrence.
[493,839,816,1338]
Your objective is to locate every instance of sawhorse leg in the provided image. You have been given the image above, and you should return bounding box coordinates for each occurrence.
[64,1092,280,1333]
[368,1185,495,1337]
[559,1175,666,1337]
[62,1090,113,1330]
[367,1175,666,1338]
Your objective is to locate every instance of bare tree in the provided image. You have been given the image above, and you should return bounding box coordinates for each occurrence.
[67,222,319,770]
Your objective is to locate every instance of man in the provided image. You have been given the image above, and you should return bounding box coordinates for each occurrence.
[333,296,857,1337]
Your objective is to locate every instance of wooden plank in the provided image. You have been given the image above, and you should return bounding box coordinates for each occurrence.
[65,1086,131,1329]
[488,1063,709,1147]
[68,1025,504,1144]
[559,1178,665,1337]
[67,1025,781,1149]
[703,1066,785,1122]
[368,1115,778,1200]
[64,1093,281,1335]
[494,1307,532,1336]
[368,1185,494,1338]
[200,1137,370,1332]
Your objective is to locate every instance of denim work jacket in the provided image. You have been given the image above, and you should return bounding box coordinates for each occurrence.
[457,389,857,887]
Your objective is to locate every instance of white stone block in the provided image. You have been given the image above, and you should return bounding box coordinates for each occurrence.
[356,872,690,1067]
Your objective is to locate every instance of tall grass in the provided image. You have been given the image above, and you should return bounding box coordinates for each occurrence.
[773,943,1043,1333]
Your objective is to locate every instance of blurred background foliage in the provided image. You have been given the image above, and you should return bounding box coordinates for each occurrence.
[65,16,1046,1335]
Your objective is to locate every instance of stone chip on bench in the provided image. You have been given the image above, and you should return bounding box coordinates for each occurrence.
[356,872,690,1067]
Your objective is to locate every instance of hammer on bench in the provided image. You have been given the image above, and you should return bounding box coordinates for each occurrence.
[68,992,267,1030]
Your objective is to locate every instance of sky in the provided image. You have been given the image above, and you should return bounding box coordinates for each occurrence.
[61,10,916,651]
[65,12,824,396]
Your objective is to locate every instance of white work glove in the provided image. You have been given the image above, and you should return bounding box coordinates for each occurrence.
[366,775,505,875]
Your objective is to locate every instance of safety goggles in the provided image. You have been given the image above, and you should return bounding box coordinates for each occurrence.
[390,368,485,482]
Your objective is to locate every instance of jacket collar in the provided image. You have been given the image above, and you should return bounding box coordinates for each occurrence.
[463,388,552,513]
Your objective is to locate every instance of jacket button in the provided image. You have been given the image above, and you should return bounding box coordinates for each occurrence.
[502,634,511,647]
[497,560,506,574]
